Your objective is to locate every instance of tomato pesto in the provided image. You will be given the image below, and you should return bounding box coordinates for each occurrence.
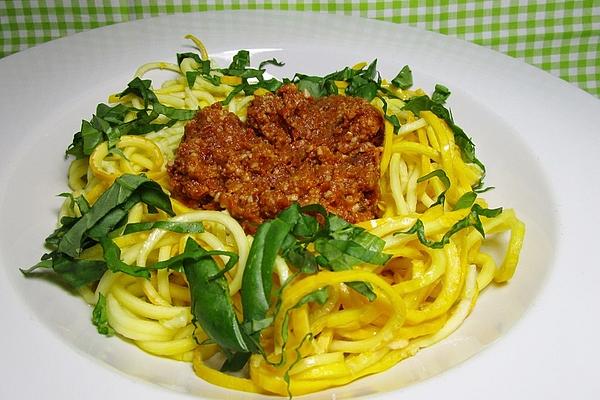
[168,84,384,232]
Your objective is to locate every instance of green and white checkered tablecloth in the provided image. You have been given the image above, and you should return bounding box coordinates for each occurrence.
[1,1,598,97]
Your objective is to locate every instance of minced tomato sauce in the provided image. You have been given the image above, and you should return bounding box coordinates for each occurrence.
[168,84,384,233]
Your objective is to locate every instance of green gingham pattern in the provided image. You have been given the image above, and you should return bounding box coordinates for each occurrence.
[1,1,598,97]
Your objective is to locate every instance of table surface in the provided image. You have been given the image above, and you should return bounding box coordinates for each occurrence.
[1,1,598,98]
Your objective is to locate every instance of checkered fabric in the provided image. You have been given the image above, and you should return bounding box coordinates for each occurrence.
[1,1,598,97]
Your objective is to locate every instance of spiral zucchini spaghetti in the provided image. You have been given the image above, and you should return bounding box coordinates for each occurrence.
[24,36,525,396]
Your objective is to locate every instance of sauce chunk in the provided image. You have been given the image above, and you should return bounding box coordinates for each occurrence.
[168,84,384,232]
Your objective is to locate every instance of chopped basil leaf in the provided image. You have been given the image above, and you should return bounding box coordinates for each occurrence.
[391,65,413,89]
[221,352,252,372]
[152,102,196,120]
[175,239,253,367]
[297,287,329,306]
[474,185,495,194]
[378,96,401,134]
[454,191,477,210]
[241,317,275,337]
[346,76,379,101]
[26,174,175,288]
[397,204,503,248]
[241,203,389,344]
[242,212,299,326]
[92,293,115,336]
[123,221,205,235]
[20,254,107,288]
[228,50,250,70]
[220,85,244,106]
[402,95,433,116]
[403,95,484,174]
[187,69,220,87]
[431,84,451,104]
[67,75,196,158]
[58,174,173,257]
[418,169,450,188]
[345,281,377,302]
[99,236,151,278]
[58,192,90,215]
[176,52,203,66]
[281,238,318,274]
[418,169,450,206]
[118,77,158,107]
[258,58,285,69]
[295,75,331,98]
[80,120,104,156]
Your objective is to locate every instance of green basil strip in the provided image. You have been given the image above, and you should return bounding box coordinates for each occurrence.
[241,317,275,336]
[241,205,300,325]
[474,185,495,194]
[220,352,252,372]
[278,287,329,378]
[418,169,450,188]
[258,58,285,69]
[99,236,151,278]
[118,77,158,107]
[378,96,401,134]
[284,335,314,397]
[149,237,248,363]
[417,169,451,206]
[431,84,451,104]
[181,239,251,356]
[281,239,318,274]
[290,213,319,239]
[314,238,389,270]
[20,253,107,288]
[242,78,283,94]
[391,65,413,89]
[176,52,203,66]
[67,75,197,158]
[149,248,238,279]
[221,85,244,106]
[81,120,104,156]
[152,102,196,120]
[58,192,90,215]
[345,76,379,101]
[297,287,329,307]
[397,204,503,248]
[227,50,250,70]
[345,281,377,302]
[454,191,477,210]
[403,95,484,173]
[86,202,133,241]
[44,217,77,248]
[344,60,380,101]
[58,174,174,257]
[92,293,115,336]
[313,214,388,301]
[320,215,389,264]
[293,73,339,98]
[123,221,205,235]
[244,205,390,307]
[186,71,199,88]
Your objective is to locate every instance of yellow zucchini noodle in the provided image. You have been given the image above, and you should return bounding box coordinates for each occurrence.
[58,36,525,396]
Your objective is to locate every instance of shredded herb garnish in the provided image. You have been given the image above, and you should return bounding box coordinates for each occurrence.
[397,204,503,249]
[21,174,175,284]
[417,169,451,207]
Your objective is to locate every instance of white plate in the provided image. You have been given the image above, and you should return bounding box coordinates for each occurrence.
[1,11,599,400]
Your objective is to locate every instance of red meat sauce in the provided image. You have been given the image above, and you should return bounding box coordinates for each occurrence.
[168,84,384,233]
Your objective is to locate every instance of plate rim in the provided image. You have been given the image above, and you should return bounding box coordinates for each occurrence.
[1,10,599,400]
